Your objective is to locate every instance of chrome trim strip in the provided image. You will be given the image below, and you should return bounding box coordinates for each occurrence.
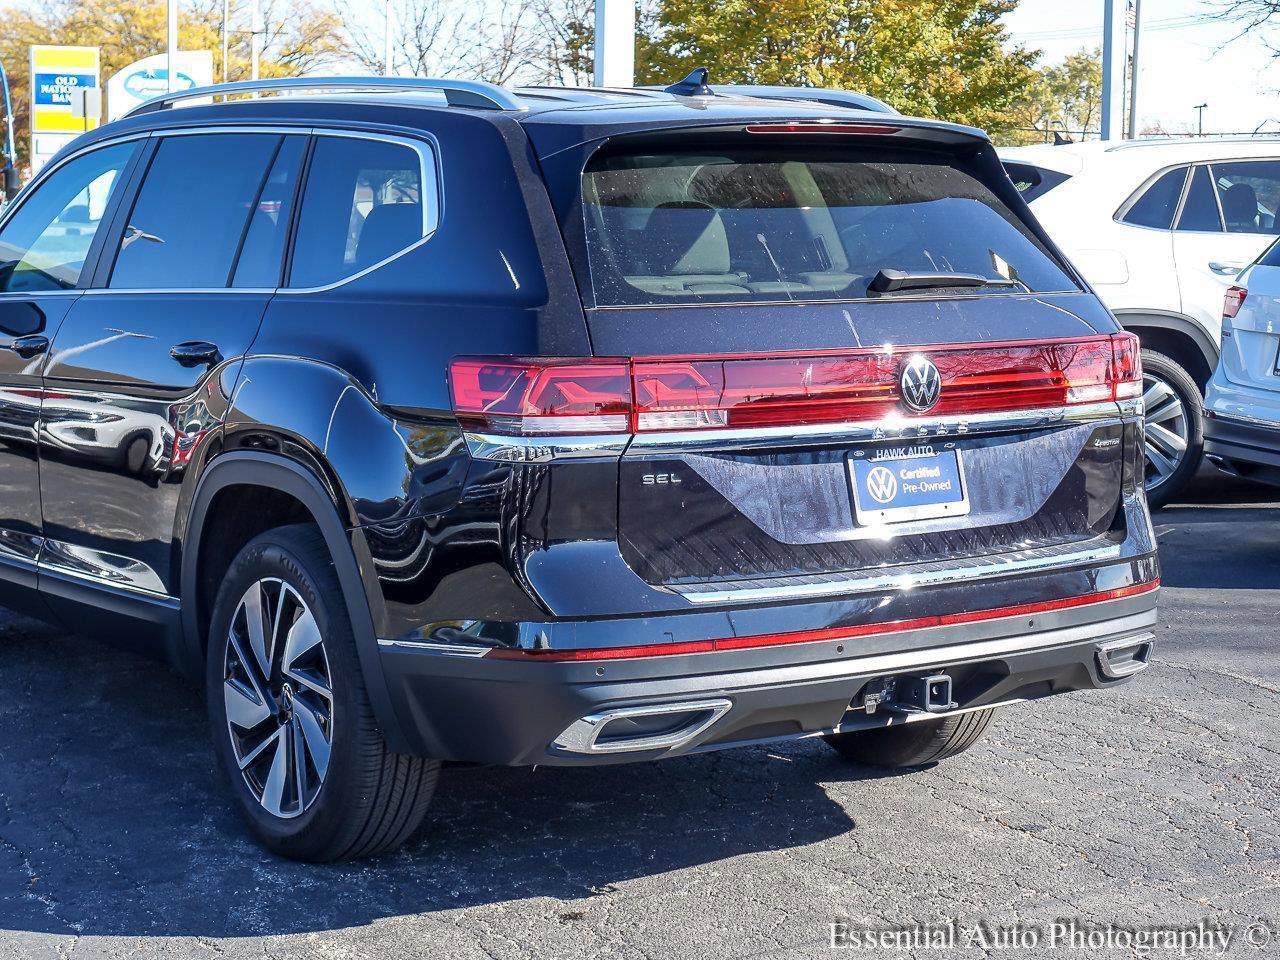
[37,539,170,597]
[626,402,1127,452]
[1204,409,1280,431]
[376,638,491,657]
[553,699,734,754]
[673,539,1126,605]
[464,432,631,462]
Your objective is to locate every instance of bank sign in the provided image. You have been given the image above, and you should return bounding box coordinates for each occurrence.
[30,46,100,132]
[105,51,214,122]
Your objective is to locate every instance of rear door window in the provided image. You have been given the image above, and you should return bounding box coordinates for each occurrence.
[288,135,431,289]
[580,142,1079,306]
[110,133,283,289]
[1210,160,1280,234]
[1120,166,1187,229]
[1175,165,1223,233]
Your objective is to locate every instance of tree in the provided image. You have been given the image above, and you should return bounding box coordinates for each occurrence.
[634,0,1044,139]
[0,0,345,167]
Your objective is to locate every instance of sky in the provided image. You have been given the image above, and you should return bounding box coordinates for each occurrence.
[1003,0,1280,135]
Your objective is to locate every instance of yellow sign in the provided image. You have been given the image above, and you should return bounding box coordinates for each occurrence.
[29,45,100,173]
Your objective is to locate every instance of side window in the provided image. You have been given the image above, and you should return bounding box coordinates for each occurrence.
[289,136,430,289]
[110,133,282,289]
[1210,161,1280,234]
[232,136,307,288]
[1003,162,1070,203]
[0,142,136,293]
[1175,166,1222,233]
[1121,167,1187,229]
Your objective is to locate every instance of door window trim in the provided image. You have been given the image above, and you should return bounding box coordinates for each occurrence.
[1113,162,1190,231]
[278,127,442,294]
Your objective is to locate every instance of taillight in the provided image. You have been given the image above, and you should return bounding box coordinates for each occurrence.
[744,123,903,136]
[1223,285,1248,320]
[448,358,632,435]
[450,334,1145,436]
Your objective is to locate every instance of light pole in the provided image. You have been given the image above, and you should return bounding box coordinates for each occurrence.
[250,0,262,81]
[1127,0,1142,139]
[1194,103,1208,137]
[594,0,635,87]
[222,0,230,82]
[166,0,178,92]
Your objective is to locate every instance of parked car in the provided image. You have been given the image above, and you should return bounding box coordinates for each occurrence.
[0,74,1159,861]
[1203,243,1280,482]
[1000,137,1280,506]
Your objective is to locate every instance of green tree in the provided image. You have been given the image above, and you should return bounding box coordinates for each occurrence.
[1040,46,1102,139]
[635,0,1044,139]
[0,0,345,168]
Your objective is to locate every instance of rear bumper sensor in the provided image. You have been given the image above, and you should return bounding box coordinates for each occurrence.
[1095,633,1155,679]
[553,699,733,755]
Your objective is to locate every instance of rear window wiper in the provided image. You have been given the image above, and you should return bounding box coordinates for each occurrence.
[868,268,1023,293]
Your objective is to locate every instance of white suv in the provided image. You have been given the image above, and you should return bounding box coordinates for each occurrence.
[1001,137,1280,506]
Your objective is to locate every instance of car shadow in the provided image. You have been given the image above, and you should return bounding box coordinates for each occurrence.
[0,611,875,939]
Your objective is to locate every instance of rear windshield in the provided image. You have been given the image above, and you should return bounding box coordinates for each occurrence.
[579,143,1079,307]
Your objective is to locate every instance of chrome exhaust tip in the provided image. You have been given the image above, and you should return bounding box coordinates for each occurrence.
[1095,633,1155,679]
[553,699,733,755]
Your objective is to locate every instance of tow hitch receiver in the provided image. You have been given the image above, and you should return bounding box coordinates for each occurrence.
[862,674,959,716]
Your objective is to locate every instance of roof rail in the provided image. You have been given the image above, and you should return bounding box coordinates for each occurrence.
[124,76,526,118]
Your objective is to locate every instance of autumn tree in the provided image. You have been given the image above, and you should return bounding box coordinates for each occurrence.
[633,0,1043,139]
[0,0,345,166]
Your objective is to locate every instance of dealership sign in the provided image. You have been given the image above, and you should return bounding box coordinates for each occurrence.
[106,52,214,122]
[29,45,100,174]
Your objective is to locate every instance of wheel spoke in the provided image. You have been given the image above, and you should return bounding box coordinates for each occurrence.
[224,677,271,730]
[227,628,270,700]
[1146,443,1177,481]
[283,606,322,673]
[1142,378,1175,412]
[237,725,282,771]
[260,727,290,817]
[294,701,331,780]
[241,581,272,680]
[1147,422,1187,458]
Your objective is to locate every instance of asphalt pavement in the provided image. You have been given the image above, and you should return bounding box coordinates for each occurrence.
[0,471,1277,959]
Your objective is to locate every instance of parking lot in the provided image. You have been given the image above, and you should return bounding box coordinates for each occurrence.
[0,471,1274,960]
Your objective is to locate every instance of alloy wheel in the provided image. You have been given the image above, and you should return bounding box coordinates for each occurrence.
[1142,372,1190,493]
[223,578,334,819]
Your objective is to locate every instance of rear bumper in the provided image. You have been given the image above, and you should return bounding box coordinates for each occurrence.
[378,583,1158,765]
[1203,408,1280,481]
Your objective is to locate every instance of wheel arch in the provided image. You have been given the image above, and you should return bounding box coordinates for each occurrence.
[181,450,410,753]
[1113,310,1217,389]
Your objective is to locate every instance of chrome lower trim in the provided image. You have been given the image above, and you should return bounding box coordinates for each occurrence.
[1203,409,1280,432]
[377,638,491,657]
[672,537,1126,605]
[38,539,170,597]
[464,432,631,463]
[553,699,733,754]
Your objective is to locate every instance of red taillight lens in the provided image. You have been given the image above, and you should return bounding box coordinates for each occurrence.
[448,358,632,435]
[1223,285,1248,320]
[450,334,1144,436]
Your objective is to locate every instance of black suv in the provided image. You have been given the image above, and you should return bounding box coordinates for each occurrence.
[0,75,1159,861]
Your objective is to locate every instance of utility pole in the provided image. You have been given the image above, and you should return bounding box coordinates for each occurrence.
[1127,0,1142,139]
[1194,103,1208,136]
[166,0,178,93]
[384,0,395,77]
[1100,0,1126,140]
[250,0,261,81]
[594,0,635,87]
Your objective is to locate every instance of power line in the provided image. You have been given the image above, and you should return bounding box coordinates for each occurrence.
[1017,14,1205,42]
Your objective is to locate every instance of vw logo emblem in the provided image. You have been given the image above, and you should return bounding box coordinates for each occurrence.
[899,355,942,413]
[865,466,898,504]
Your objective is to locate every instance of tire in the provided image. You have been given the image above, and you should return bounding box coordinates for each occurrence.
[206,523,439,861]
[1140,349,1203,510]
[822,708,997,768]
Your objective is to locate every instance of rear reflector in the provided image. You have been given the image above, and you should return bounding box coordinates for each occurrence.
[450,333,1143,436]
[1223,285,1248,320]
[486,580,1160,661]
